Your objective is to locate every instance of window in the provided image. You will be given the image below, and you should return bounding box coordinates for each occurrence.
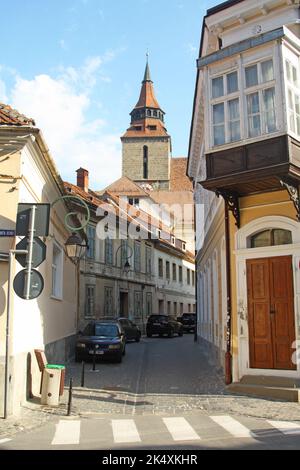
[129,198,133,206]
[104,287,113,317]
[105,238,113,265]
[211,70,240,146]
[171,236,175,245]
[146,246,152,274]
[180,303,183,315]
[286,60,300,136]
[85,285,95,318]
[213,102,225,145]
[245,64,258,88]
[121,240,128,268]
[86,225,96,259]
[188,304,191,313]
[134,291,142,318]
[134,241,141,272]
[143,145,148,179]
[182,242,186,251]
[250,229,292,248]
[227,71,238,94]
[174,302,177,316]
[146,293,152,317]
[212,76,224,98]
[179,266,183,283]
[172,263,177,281]
[192,271,195,287]
[228,98,240,141]
[52,243,63,299]
[187,269,191,285]
[167,301,171,315]
[134,198,139,206]
[166,261,170,280]
[245,59,276,137]
[158,258,163,277]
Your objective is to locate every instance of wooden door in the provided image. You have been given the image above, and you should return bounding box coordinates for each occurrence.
[247,256,296,370]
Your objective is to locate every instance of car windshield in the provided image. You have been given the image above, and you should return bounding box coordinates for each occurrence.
[95,324,119,337]
[148,315,168,322]
[83,323,119,337]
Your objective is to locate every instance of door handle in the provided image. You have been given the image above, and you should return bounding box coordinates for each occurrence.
[270,305,275,315]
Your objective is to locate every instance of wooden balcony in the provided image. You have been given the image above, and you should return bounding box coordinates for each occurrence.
[202,135,300,196]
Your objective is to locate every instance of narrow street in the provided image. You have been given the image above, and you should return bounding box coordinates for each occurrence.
[1,336,300,450]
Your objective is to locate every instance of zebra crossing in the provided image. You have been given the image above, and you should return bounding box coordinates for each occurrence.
[45,414,300,447]
[2,413,300,449]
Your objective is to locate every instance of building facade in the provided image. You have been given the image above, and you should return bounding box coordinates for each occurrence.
[64,169,195,332]
[0,104,77,415]
[188,0,300,396]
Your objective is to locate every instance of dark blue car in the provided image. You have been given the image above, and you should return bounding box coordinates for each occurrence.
[75,321,126,363]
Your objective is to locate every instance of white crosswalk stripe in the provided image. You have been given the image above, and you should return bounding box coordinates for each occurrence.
[163,417,201,441]
[51,420,81,445]
[267,420,300,435]
[210,415,256,438]
[112,419,141,443]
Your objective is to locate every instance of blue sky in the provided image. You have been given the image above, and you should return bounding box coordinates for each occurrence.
[0,0,217,188]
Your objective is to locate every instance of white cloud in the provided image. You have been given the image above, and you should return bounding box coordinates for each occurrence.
[10,57,122,189]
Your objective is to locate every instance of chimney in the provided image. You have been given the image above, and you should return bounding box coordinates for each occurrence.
[76,168,89,192]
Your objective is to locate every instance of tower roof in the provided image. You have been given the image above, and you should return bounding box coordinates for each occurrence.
[134,61,162,110]
[123,60,169,138]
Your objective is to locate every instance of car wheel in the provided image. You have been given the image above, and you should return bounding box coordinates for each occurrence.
[115,354,122,363]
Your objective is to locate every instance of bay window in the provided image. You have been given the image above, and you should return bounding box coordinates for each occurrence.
[210,57,277,148]
[286,59,300,137]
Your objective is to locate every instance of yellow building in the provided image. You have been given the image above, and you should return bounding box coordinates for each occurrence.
[188,0,300,400]
[0,103,78,415]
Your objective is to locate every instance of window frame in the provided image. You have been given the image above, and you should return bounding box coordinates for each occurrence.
[51,241,63,300]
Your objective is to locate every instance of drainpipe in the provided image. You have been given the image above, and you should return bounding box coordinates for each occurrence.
[224,203,232,385]
[193,185,198,342]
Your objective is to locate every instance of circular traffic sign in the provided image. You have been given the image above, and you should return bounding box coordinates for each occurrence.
[15,237,46,268]
[13,269,44,300]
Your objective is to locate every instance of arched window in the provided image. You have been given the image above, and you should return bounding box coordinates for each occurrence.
[250,228,292,248]
[147,109,151,116]
[143,145,148,179]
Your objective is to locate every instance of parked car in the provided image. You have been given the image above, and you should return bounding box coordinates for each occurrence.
[118,318,141,342]
[75,320,126,363]
[177,313,196,333]
[146,314,183,338]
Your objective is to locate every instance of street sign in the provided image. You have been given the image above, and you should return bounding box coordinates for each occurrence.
[16,203,50,237]
[13,269,44,300]
[0,230,15,237]
[15,237,46,268]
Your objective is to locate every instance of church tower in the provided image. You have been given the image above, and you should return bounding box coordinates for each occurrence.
[121,60,172,190]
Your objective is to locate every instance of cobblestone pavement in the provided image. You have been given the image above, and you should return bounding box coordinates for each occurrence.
[1,336,300,440]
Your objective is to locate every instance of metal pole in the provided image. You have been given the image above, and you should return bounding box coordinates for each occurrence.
[3,252,14,419]
[3,249,28,419]
[24,205,36,299]
[67,378,73,416]
[81,361,85,387]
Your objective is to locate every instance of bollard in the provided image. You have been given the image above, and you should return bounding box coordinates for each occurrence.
[67,378,73,416]
[93,348,96,371]
[81,361,85,388]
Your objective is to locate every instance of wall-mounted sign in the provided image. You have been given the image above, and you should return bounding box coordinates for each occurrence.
[0,230,15,237]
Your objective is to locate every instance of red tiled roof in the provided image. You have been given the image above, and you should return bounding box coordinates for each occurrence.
[122,118,169,138]
[98,176,149,197]
[0,103,35,126]
[170,158,193,191]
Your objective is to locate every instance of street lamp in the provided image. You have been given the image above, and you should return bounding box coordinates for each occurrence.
[115,243,133,273]
[65,232,88,263]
